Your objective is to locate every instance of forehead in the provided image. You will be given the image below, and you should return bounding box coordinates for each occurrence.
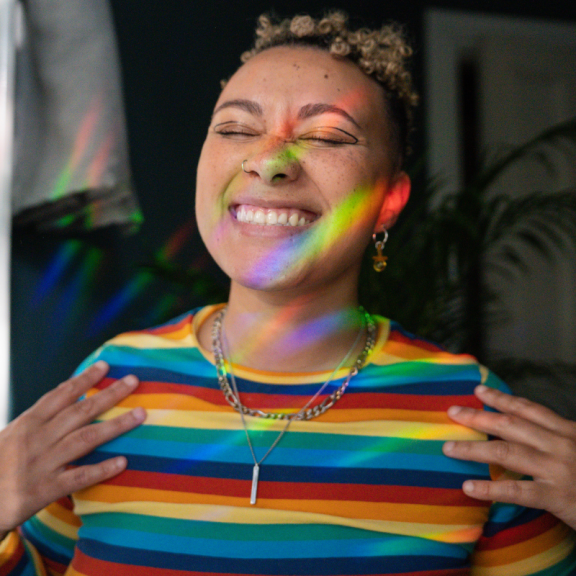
[216,46,387,129]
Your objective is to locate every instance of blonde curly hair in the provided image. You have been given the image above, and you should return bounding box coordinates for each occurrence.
[236,11,418,171]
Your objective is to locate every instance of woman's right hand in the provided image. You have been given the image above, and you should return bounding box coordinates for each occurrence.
[0,361,145,537]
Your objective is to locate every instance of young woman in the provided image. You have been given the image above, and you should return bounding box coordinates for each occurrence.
[1,12,575,575]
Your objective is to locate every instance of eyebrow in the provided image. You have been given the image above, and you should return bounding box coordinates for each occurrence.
[212,99,263,118]
[212,99,360,129]
[298,103,360,129]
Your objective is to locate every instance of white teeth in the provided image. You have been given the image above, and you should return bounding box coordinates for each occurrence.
[235,206,311,227]
[254,210,266,224]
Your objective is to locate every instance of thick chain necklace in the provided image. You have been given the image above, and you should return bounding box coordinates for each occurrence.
[211,306,376,504]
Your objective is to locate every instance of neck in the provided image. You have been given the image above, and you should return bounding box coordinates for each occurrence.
[199,281,366,373]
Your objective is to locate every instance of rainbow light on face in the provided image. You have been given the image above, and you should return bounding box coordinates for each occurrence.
[219,175,383,366]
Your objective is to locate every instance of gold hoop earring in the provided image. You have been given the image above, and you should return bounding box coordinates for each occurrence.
[372,228,389,272]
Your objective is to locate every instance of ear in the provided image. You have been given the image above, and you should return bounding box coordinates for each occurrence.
[373,171,411,232]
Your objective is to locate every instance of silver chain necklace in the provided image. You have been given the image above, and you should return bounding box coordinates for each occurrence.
[211,306,376,504]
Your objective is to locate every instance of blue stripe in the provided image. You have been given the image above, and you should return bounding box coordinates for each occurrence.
[75,451,490,487]
[79,526,468,560]
[96,435,482,474]
[78,538,468,573]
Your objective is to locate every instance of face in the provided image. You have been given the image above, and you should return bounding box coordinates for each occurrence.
[195,46,410,294]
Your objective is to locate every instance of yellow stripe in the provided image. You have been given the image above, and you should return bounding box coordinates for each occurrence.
[471,531,576,575]
[35,509,80,541]
[91,391,463,425]
[73,498,485,544]
[97,406,486,440]
[64,567,86,576]
[74,484,488,526]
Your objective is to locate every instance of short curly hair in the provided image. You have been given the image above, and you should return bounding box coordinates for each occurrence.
[235,11,418,173]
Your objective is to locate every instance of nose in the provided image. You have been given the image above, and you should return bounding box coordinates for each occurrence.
[242,141,301,185]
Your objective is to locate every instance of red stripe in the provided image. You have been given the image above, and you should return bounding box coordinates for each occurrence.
[94,379,483,413]
[55,496,74,511]
[387,331,445,353]
[121,314,194,337]
[0,537,25,576]
[104,470,484,506]
[474,511,560,551]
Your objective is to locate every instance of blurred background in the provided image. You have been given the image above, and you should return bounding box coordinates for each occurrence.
[4,0,576,422]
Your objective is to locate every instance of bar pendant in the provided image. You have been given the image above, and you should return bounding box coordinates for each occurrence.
[250,464,260,505]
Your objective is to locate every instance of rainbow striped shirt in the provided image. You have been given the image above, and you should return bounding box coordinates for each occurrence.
[2,304,575,575]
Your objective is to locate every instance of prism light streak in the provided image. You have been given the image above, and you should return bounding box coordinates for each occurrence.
[31,240,84,308]
[51,95,104,202]
[220,182,378,367]
[43,246,104,353]
[86,218,200,337]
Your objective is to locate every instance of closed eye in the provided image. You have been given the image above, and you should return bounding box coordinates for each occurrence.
[214,122,258,139]
[299,128,358,146]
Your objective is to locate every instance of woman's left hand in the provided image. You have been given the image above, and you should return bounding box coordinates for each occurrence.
[443,384,576,530]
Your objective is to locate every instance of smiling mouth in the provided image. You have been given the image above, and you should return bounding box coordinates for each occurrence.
[233,204,318,227]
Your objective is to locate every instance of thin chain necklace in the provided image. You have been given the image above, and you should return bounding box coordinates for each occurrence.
[211,306,376,504]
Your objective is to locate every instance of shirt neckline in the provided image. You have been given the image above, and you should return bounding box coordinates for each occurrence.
[192,303,390,385]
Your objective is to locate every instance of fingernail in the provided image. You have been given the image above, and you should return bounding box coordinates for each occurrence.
[124,375,138,387]
[94,360,108,371]
[447,406,462,417]
[132,407,146,422]
[476,385,488,394]
[443,441,455,453]
[462,480,475,494]
[114,456,127,469]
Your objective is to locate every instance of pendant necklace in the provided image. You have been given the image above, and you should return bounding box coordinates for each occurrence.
[212,307,376,504]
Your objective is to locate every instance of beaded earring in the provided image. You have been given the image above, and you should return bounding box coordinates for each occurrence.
[372,228,389,272]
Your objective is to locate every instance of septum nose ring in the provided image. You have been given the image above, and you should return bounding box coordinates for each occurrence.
[241,159,249,173]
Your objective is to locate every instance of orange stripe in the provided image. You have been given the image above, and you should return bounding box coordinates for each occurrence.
[88,391,456,424]
[75,484,489,526]
[44,500,82,528]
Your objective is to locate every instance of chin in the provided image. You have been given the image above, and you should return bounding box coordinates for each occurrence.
[226,259,307,292]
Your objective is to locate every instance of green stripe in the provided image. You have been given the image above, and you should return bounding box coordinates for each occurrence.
[126,426,443,454]
[28,515,77,550]
[81,514,387,542]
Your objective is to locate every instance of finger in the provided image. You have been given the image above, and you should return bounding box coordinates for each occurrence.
[32,361,110,422]
[443,439,545,478]
[53,407,146,467]
[57,456,128,496]
[475,385,575,437]
[49,374,140,441]
[460,478,543,509]
[446,404,557,453]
